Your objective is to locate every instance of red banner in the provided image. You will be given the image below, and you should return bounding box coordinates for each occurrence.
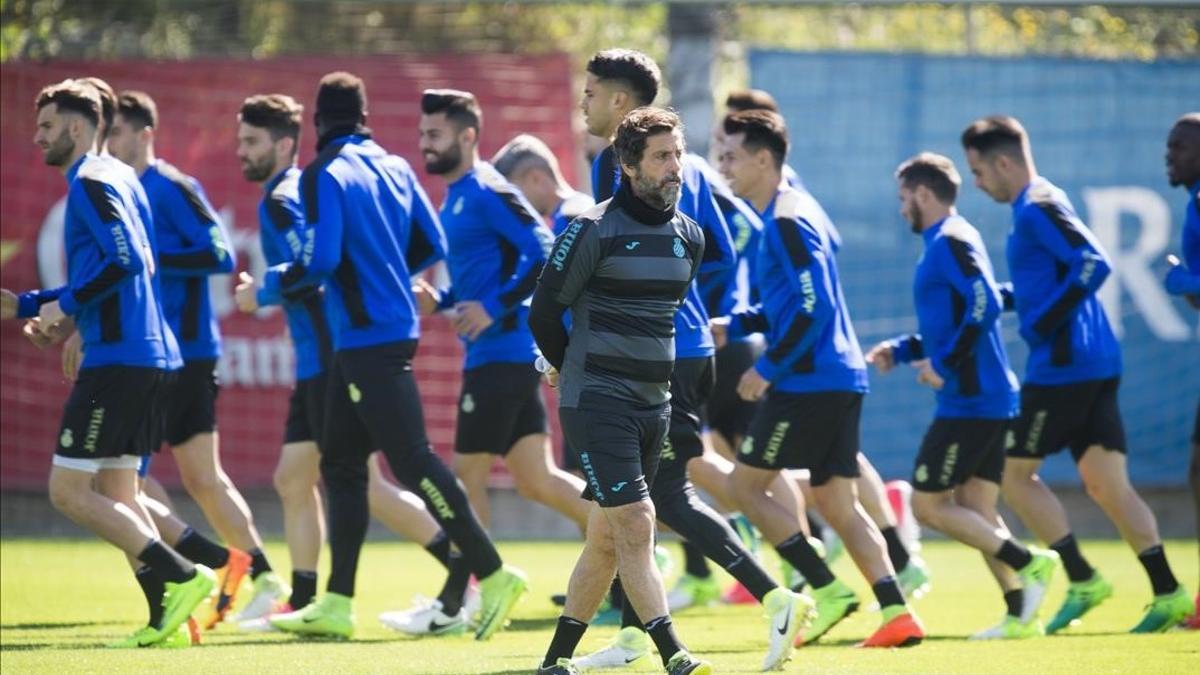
[0,55,578,489]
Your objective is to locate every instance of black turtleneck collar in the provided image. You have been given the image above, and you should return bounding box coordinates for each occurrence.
[316,124,372,152]
[613,178,676,226]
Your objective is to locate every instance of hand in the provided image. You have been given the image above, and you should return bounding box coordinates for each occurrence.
[451,301,494,341]
[21,319,52,349]
[710,316,730,350]
[865,342,895,374]
[913,358,944,391]
[543,367,559,389]
[37,300,66,335]
[61,331,83,381]
[412,277,441,316]
[234,271,259,313]
[0,289,17,320]
[736,366,770,402]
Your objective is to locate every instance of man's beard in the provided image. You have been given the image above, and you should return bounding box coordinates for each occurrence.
[907,202,923,233]
[424,143,463,175]
[43,129,75,167]
[631,172,681,211]
[241,155,276,182]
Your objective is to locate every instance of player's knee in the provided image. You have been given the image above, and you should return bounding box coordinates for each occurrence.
[179,466,221,498]
[273,464,313,503]
[1081,472,1122,507]
[910,492,943,529]
[609,501,656,543]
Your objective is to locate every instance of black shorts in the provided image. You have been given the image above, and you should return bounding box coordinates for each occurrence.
[1009,377,1126,462]
[55,366,167,462]
[560,403,670,508]
[455,362,547,456]
[707,338,764,443]
[738,390,863,486]
[163,359,218,447]
[284,373,328,445]
[659,356,716,471]
[912,417,1010,492]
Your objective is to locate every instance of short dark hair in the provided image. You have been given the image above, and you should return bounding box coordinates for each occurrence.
[895,152,961,204]
[76,77,115,137]
[587,49,661,107]
[961,115,1028,160]
[35,80,100,127]
[725,89,779,113]
[316,71,367,125]
[1174,112,1200,131]
[240,94,303,145]
[493,134,559,181]
[723,110,788,169]
[116,90,158,130]
[613,107,682,169]
[420,88,482,134]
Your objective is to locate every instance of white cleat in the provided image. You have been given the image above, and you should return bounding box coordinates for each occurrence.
[231,572,290,622]
[379,597,467,636]
[574,626,652,669]
[464,583,482,625]
[237,616,281,633]
[762,588,815,671]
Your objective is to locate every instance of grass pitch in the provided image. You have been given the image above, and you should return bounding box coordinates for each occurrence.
[1,538,1197,674]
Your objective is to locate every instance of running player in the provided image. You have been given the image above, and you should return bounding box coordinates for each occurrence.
[492,133,595,236]
[866,152,1058,639]
[961,114,1191,633]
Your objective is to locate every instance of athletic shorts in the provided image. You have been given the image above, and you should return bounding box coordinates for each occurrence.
[284,373,328,445]
[912,417,1011,492]
[1008,377,1126,462]
[560,403,671,508]
[658,356,716,475]
[455,362,547,456]
[163,358,218,447]
[738,390,863,486]
[706,338,764,443]
[54,366,167,471]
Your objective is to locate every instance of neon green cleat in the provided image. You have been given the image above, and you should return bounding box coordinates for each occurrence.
[475,564,528,640]
[269,592,354,639]
[897,557,932,599]
[107,625,159,649]
[1130,586,1193,634]
[799,578,859,645]
[667,573,722,611]
[1046,572,1112,634]
[1015,548,1059,624]
[665,650,713,675]
[154,565,215,644]
[969,615,1044,640]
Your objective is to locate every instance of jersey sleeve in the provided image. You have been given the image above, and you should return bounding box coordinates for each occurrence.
[928,236,1002,378]
[157,176,236,277]
[478,189,554,320]
[886,334,925,364]
[256,192,306,307]
[403,163,447,275]
[17,287,66,318]
[262,168,343,298]
[58,178,147,315]
[689,175,736,274]
[528,218,601,370]
[1018,201,1111,343]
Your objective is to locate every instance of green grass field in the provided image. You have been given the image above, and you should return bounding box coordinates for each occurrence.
[1,538,1197,674]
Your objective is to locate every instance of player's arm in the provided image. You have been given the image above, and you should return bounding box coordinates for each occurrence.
[404,165,448,276]
[693,177,736,274]
[478,190,553,320]
[528,218,601,370]
[255,193,306,308]
[996,281,1016,312]
[1019,202,1111,342]
[1165,256,1200,296]
[56,178,148,316]
[157,178,236,276]
[12,286,67,318]
[929,236,1001,379]
[262,169,343,297]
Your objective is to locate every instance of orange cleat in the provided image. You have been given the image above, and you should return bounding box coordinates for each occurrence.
[201,547,252,629]
[858,611,925,648]
[186,617,202,645]
[721,582,758,605]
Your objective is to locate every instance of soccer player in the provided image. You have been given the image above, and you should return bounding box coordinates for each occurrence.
[492,133,595,236]
[865,152,1059,639]
[716,109,925,648]
[0,80,215,647]
[236,72,525,640]
[530,107,711,675]
[723,89,803,191]
[1163,112,1200,628]
[961,114,1192,633]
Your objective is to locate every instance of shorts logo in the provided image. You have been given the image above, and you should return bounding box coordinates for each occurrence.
[461,394,475,414]
[672,237,685,258]
[763,421,790,466]
[939,443,959,486]
[452,197,465,215]
[915,464,928,484]
[59,428,74,449]
[611,481,628,493]
[578,451,605,504]
[1025,410,1047,453]
[739,437,754,455]
[419,478,455,520]
[1004,430,1016,451]
[660,437,675,462]
[625,241,641,250]
[348,383,362,403]
[84,407,105,454]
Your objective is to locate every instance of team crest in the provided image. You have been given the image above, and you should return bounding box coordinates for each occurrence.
[59,428,73,449]
[915,464,928,484]
[461,394,475,414]
[672,237,685,258]
[740,436,754,455]
[348,383,362,403]
[452,196,465,215]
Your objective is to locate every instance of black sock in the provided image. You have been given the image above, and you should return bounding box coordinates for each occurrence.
[135,565,165,628]
[880,526,911,573]
[775,533,835,589]
[290,570,318,609]
[871,575,905,610]
[645,615,685,667]
[1137,545,1179,596]
[425,531,451,569]
[174,526,230,569]
[1049,534,1095,583]
[248,548,272,579]
[995,539,1034,571]
[620,596,641,629]
[727,554,778,602]
[542,616,589,667]
[682,541,710,578]
[138,540,195,583]
[1004,589,1024,619]
[609,577,626,613]
[437,551,471,615]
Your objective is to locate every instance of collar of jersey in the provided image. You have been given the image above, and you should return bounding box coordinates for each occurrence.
[612,180,675,225]
[316,124,372,152]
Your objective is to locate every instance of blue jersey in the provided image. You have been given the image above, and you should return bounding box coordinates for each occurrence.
[18,154,173,370]
[551,190,595,236]
[728,186,868,393]
[1166,182,1200,296]
[888,216,1019,419]
[254,167,333,381]
[693,158,764,318]
[141,159,235,361]
[1007,178,1121,385]
[438,163,554,369]
[261,132,447,351]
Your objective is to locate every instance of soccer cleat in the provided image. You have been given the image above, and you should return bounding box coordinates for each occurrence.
[857,609,925,648]
[762,588,815,671]
[232,571,290,623]
[269,592,354,639]
[655,545,676,580]
[464,580,482,623]
[155,565,216,643]
[155,618,202,648]
[1184,592,1200,630]
[574,625,652,669]
[538,657,582,675]
[728,513,761,554]
[1130,585,1193,633]
[969,615,1044,640]
[201,547,252,629]
[237,602,293,632]
[107,625,159,649]
[1016,548,1059,624]
[1046,572,1112,634]
[722,581,758,605]
[667,574,722,612]
[897,557,932,600]
[798,579,858,645]
[665,650,712,675]
[379,598,467,636]
[475,564,528,640]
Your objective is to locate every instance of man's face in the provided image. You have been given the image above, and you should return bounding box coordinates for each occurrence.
[964,148,1009,203]
[34,104,77,168]
[508,167,554,216]
[898,183,923,233]
[107,114,143,167]
[718,132,762,200]
[580,74,618,138]
[418,112,466,176]
[236,122,281,182]
[624,130,683,210]
[1166,123,1200,188]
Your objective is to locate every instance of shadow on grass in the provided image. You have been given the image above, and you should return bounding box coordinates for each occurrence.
[1,621,112,630]
[0,642,97,652]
